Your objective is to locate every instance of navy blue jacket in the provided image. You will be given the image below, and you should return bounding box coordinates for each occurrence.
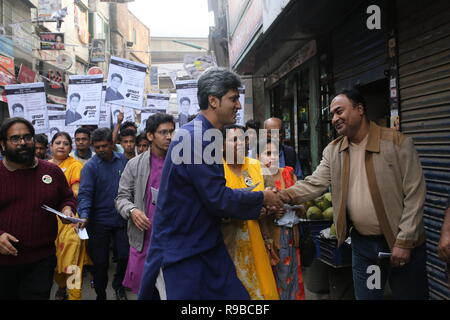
[78,152,128,227]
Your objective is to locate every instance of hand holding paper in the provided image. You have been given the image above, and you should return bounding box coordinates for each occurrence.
[41,205,86,224]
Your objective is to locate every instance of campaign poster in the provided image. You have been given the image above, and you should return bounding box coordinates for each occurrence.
[111,105,135,127]
[105,56,147,110]
[236,86,245,126]
[147,93,170,109]
[5,82,49,133]
[99,85,112,129]
[66,74,103,126]
[38,0,62,22]
[47,110,76,142]
[175,80,199,127]
[91,39,106,63]
[139,93,170,132]
[40,32,65,50]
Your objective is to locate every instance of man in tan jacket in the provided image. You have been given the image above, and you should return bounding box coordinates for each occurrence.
[279,88,428,300]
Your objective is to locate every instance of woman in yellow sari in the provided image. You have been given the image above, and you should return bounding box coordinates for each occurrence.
[49,132,91,300]
[221,124,279,300]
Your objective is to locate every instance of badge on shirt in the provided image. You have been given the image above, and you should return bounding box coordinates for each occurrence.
[42,175,53,184]
[151,187,159,205]
[242,170,254,187]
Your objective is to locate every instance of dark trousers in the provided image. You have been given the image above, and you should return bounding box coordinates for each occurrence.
[351,228,429,300]
[0,255,56,300]
[87,223,129,300]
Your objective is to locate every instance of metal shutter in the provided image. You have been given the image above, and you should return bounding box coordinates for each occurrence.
[397,0,450,300]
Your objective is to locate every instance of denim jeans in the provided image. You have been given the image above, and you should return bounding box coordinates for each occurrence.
[351,228,429,300]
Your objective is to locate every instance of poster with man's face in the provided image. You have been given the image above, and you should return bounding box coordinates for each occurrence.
[176,80,199,127]
[65,75,103,126]
[5,83,49,134]
[111,105,135,126]
[105,56,147,110]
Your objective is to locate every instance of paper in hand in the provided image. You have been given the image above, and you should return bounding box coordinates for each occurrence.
[41,205,86,224]
[77,228,89,240]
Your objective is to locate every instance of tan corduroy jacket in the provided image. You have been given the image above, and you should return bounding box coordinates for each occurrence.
[280,122,426,250]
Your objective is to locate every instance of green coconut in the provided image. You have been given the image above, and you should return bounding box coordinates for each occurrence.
[322,207,334,221]
[306,206,323,220]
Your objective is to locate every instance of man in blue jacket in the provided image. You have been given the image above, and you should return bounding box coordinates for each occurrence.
[78,128,129,300]
[138,67,283,300]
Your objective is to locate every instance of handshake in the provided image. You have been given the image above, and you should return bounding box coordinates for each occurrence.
[261,187,290,217]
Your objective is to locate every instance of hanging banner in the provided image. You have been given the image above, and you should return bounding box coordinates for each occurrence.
[91,39,106,63]
[236,86,245,126]
[38,0,62,22]
[74,4,89,45]
[18,64,36,84]
[105,56,147,110]
[66,74,103,126]
[0,54,15,86]
[5,82,49,133]
[111,105,135,126]
[39,32,65,50]
[176,80,199,127]
[99,85,112,129]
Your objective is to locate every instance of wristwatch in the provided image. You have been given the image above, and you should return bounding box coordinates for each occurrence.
[129,207,137,216]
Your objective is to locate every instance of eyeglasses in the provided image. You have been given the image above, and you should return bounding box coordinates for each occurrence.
[156,129,175,137]
[7,134,34,144]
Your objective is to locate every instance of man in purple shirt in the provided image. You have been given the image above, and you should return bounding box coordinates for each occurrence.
[115,113,175,295]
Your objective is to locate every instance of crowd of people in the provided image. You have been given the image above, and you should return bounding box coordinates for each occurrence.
[0,67,449,300]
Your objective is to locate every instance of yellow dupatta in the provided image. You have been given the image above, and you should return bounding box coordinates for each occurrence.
[223,157,279,300]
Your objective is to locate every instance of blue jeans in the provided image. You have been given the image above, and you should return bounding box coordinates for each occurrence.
[351,228,429,300]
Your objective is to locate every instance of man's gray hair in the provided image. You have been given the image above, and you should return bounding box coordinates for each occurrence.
[197,67,242,110]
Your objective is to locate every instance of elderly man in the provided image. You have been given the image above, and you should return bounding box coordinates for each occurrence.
[279,88,429,300]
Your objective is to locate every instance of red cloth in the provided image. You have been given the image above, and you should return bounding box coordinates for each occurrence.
[0,160,76,265]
